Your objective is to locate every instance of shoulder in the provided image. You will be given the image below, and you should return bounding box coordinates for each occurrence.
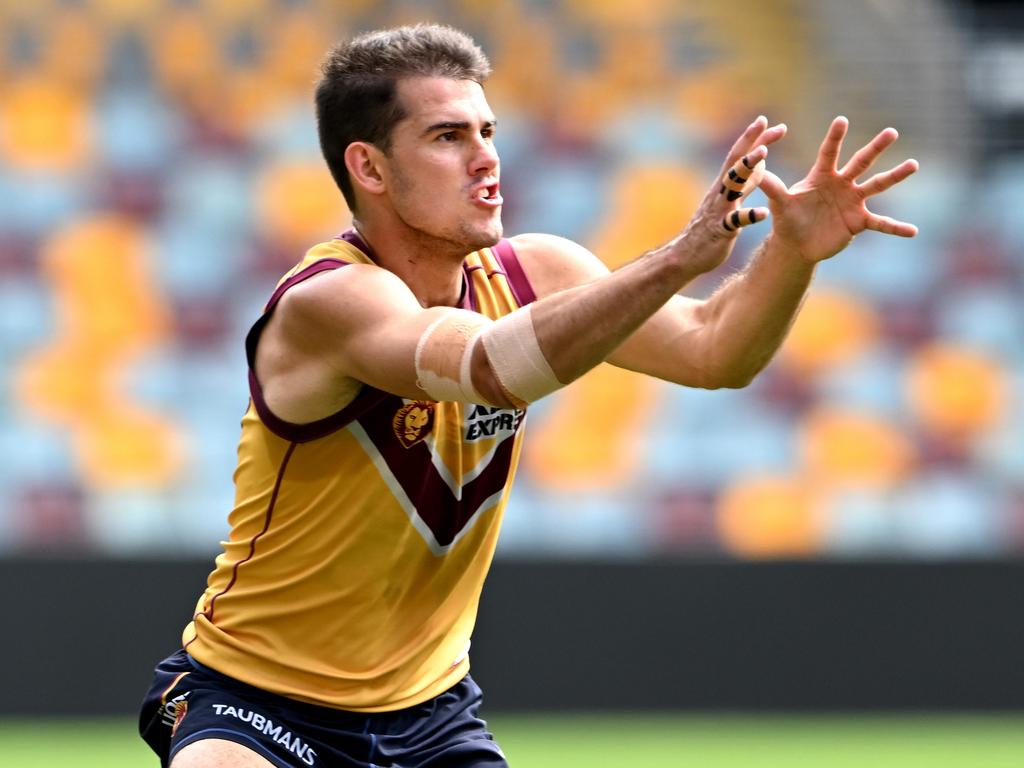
[506,232,610,298]
[277,260,419,328]
[280,259,411,313]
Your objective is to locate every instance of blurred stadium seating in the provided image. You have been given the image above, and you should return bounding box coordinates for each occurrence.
[1,0,1021,560]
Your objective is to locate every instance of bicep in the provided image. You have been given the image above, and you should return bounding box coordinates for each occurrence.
[276,266,481,402]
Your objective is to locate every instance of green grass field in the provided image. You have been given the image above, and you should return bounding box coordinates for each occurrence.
[3,714,1024,767]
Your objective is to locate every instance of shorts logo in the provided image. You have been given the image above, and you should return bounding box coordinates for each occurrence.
[393,401,435,448]
[161,692,191,729]
[211,703,317,766]
[171,700,188,738]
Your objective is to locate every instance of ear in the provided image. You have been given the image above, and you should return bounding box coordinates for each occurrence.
[344,142,387,199]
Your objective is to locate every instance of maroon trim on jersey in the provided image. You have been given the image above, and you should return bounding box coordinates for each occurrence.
[491,239,537,306]
[357,397,523,547]
[248,370,393,444]
[203,441,297,625]
[262,258,350,312]
[337,228,377,261]
[461,262,479,312]
[246,256,394,443]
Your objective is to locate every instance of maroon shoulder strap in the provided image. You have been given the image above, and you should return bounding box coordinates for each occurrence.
[262,257,349,313]
[491,239,538,306]
[245,257,391,444]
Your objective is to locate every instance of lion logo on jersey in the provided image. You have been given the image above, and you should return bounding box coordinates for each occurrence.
[393,401,435,448]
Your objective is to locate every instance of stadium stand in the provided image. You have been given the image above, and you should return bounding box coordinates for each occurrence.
[0,0,1020,560]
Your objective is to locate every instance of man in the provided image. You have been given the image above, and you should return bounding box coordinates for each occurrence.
[140,23,917,768]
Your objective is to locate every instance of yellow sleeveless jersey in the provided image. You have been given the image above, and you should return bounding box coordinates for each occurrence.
[182,231,536,712]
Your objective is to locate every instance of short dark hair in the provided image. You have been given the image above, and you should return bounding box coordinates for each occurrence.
[315,24,492,212]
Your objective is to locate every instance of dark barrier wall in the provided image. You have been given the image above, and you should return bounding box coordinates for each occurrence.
[4,557,1023,715]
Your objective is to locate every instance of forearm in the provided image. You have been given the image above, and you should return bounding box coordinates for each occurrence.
[530,229,723,385]
[699,234,816,387]
[468,227,727,408]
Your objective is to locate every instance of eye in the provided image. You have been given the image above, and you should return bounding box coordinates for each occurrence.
[437,131,458,142]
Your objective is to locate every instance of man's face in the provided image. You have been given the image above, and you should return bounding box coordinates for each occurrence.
[380,76,503,255]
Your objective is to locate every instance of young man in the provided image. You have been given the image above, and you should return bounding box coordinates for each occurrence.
[139,23,918,768]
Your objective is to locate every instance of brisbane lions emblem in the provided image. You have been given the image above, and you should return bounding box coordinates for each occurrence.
[393,401,435,448]
[171,699,188,737]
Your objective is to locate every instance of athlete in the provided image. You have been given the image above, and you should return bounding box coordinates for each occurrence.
[139,23,918,768]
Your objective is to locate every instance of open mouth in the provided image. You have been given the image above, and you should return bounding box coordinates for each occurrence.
[475,183,502,205]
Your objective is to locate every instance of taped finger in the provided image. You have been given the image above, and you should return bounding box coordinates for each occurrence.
[719,156,766,201]
[722,207,767,233]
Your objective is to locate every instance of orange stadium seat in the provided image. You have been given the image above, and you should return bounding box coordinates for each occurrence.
[260,7,332,96]
[256,158,349,250]
[778,290,880,377]
[716,474,825,558]
[799,406,915,490]
[484,13,560,117]
[1,75,92,171]
[15,215,182,489]
[905,342,1007,441]
[85,0,165,27]
[37,8,107,92]
[522,367,662,492]
[147,8,223,101]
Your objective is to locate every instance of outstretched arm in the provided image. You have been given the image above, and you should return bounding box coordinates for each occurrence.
[518,116,919,389]
[687,115,919,385]
[482,116,782,388]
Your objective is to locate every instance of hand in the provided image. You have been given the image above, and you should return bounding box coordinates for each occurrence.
[677,115,786,274]
[760,116,919,263]
[701,115,786,233]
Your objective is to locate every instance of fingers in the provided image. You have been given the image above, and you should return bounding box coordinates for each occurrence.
[755,122,788,151]
[813,116,849,174]
[857,158,919,198]
[865,212,918,238]
[723,116,787,170]
[714,119,777,236]
[723,115,768,168]
[757,168,789,201]
[839,127,899,180]
[722,207,769,234]
[719,152,766,201]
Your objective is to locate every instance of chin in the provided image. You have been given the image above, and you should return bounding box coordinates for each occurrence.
[405,215,503,257]
[459,221,503,253]
[480,217,505,246]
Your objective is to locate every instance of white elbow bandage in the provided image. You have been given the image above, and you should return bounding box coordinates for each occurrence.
[414,311,490,403]
[480,305,562,408]
[413,306,562,407]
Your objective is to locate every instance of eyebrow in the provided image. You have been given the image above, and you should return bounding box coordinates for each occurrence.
[421,119,497,137]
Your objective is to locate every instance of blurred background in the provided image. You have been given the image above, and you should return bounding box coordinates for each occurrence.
[2,0,1023,561]
[1,0,1024,760]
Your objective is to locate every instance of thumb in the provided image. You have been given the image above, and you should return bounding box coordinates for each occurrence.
[758,169,789,202]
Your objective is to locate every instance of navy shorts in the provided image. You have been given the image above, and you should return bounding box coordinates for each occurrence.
[139,649,508,768]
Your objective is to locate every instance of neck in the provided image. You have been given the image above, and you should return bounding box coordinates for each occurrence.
[351,216,467,308]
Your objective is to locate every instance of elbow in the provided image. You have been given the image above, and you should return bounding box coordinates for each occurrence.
[700,365,760,390]
[698,346,773,390]
[470,343,525,410]
[719,372,757,390]
[475,373,521,409]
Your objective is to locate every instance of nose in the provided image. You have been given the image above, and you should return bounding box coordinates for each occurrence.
[469,135,499,177]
